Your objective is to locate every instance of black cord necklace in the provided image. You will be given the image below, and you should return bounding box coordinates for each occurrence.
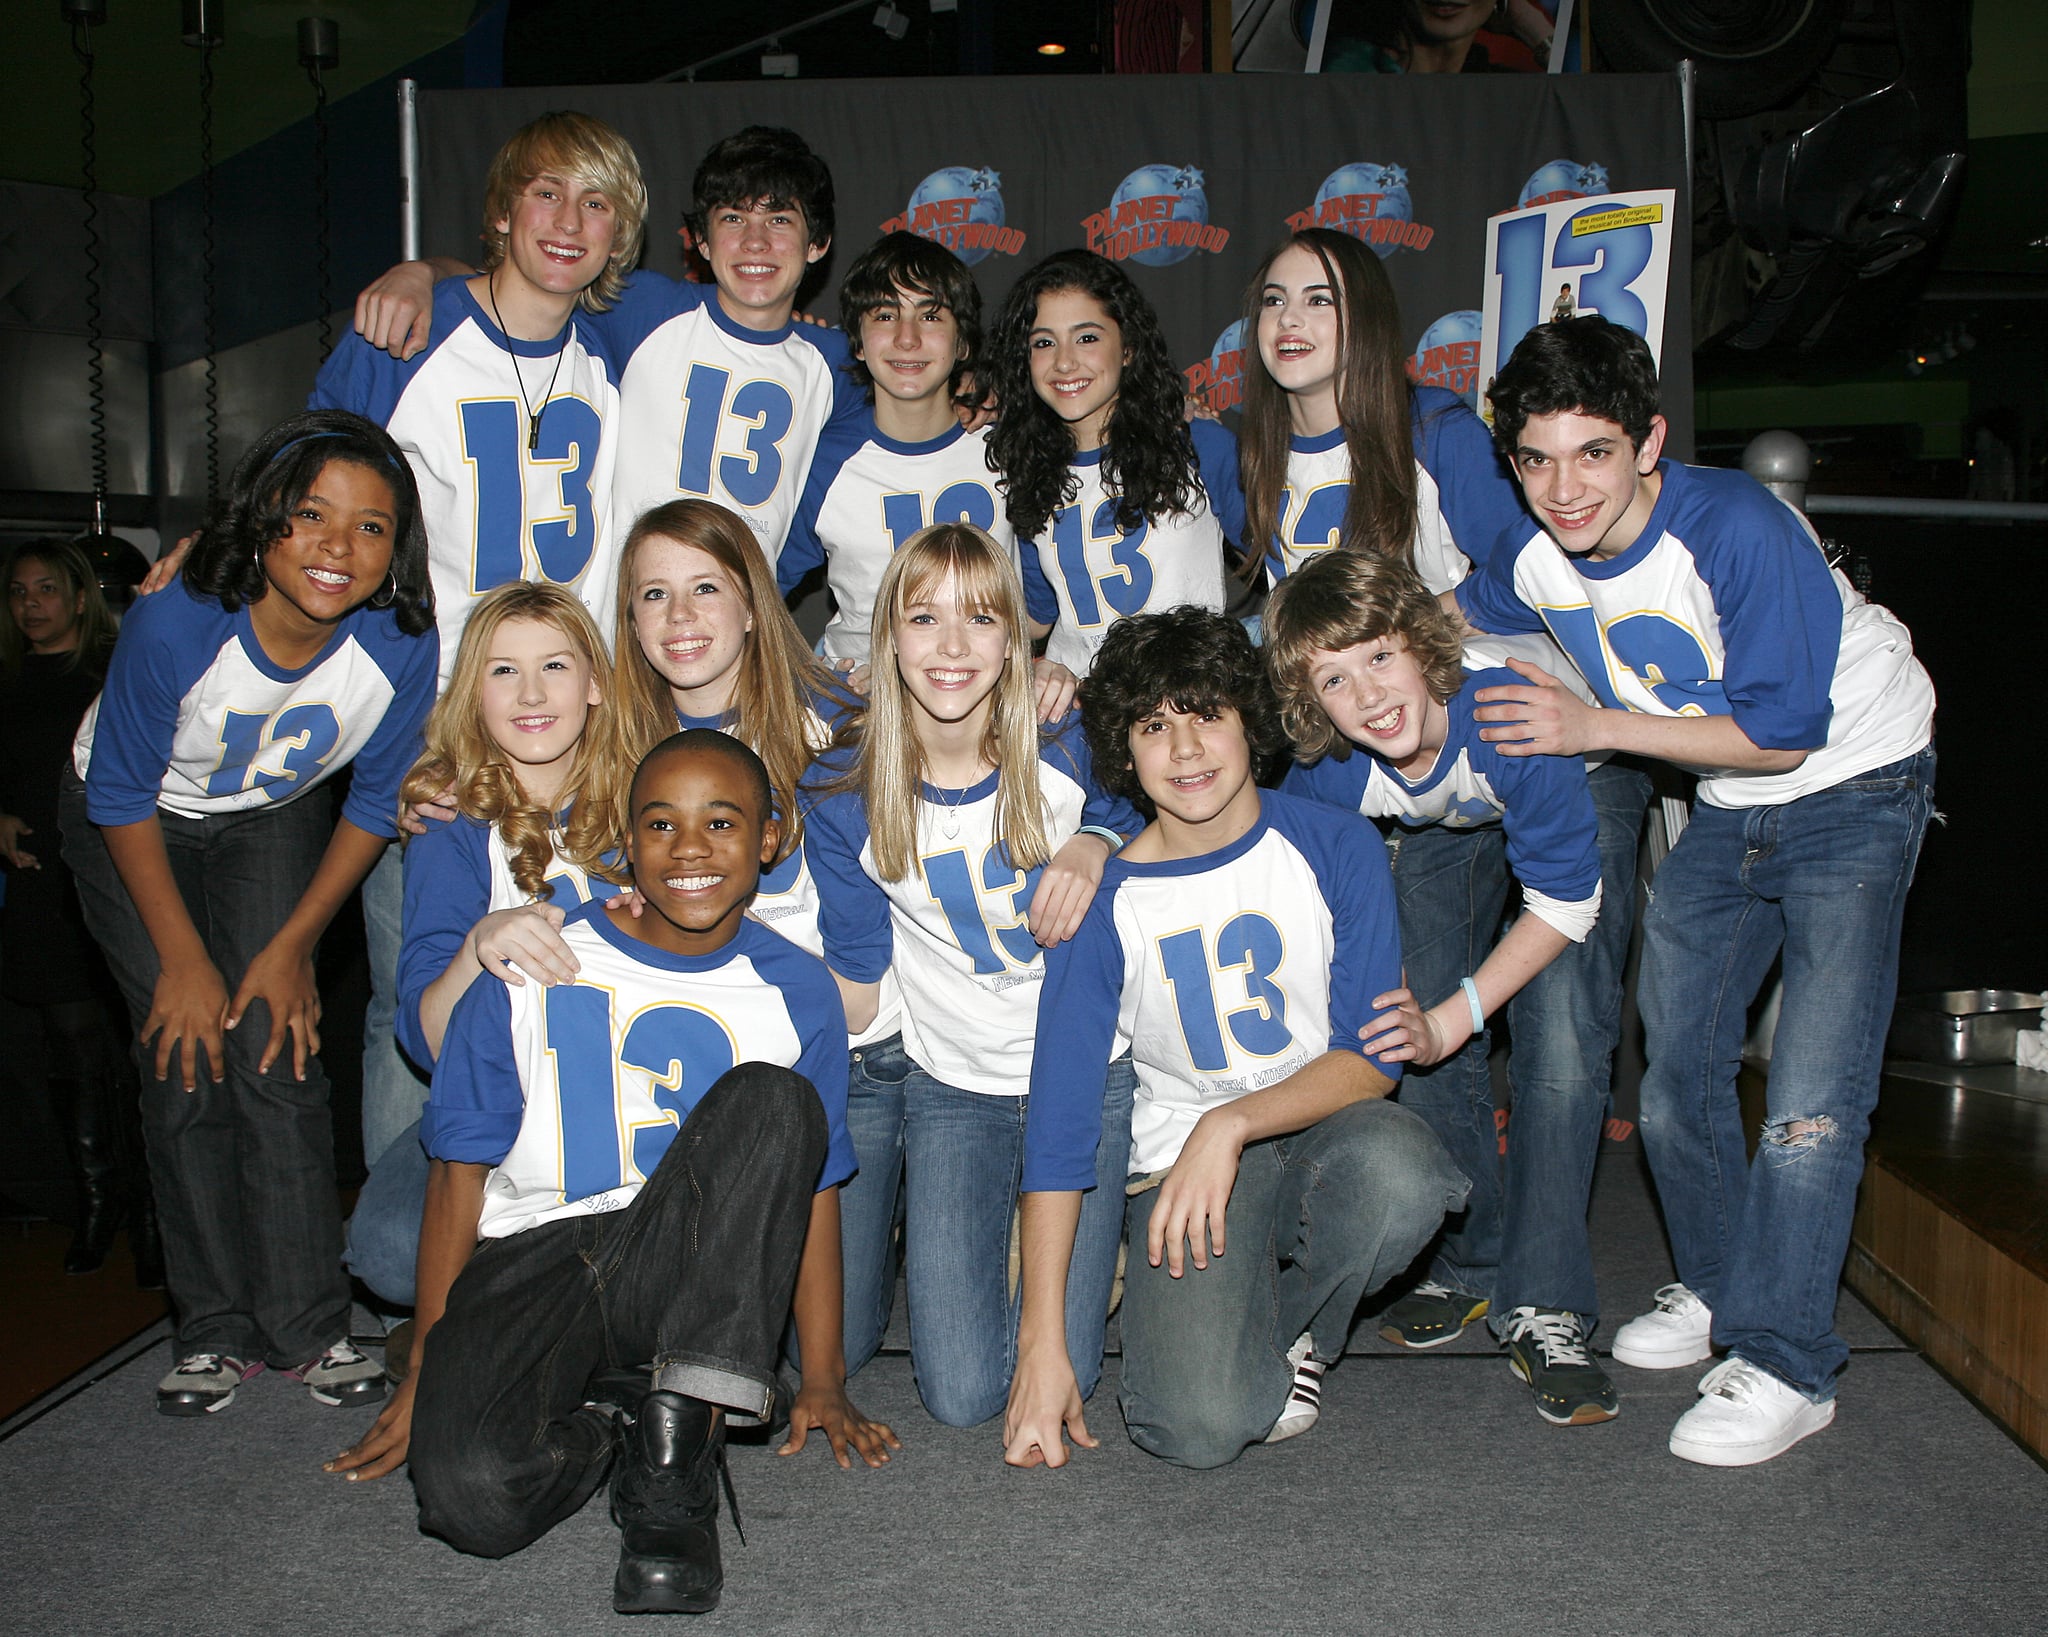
[485,271,568,452]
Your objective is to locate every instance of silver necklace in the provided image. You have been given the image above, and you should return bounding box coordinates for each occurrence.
[485,272,568,452]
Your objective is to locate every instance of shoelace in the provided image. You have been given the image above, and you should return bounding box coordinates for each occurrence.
[175,1353,234,1376]
[618,1428,748,1548]
[1651,1283,1700,1314]
[1699,1359,1764,1402]
[1507,1310,1592,1367]
[1411,1280,1457,1301]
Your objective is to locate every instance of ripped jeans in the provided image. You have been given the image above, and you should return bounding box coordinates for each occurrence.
[1636,746,1935,1400]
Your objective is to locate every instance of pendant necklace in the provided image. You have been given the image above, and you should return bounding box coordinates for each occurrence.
[932,778,969,841]
[485,272,567,452]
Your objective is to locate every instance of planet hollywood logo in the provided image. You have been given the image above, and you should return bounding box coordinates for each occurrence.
[1407,310,1483,409]
[1183,318,1247,415]
[1287,162,1435,259]
[1517,159,1610,209]
[1084,164,1230,266]
[880,166,1026,265]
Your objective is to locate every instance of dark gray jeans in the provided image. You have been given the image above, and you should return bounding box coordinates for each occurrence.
[409,1063,826,1561]
[59,771,354,1366]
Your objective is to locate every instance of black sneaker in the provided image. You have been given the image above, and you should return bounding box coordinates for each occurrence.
[610,1391,730,1616]
[1377,1281,1489,1349]
[1502,1307,1620,1426]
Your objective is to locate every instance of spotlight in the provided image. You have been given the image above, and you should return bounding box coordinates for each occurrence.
[1038,41,1066,56]
[873,3,908,40]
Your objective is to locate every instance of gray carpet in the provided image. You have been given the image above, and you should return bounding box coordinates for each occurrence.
[5,1152,2041,1637]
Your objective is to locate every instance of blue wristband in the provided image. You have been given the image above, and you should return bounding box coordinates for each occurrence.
[1459,977,1486,1035]
[1077,825,1125,853]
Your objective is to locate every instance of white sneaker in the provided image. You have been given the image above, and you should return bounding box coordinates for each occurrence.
[1610,1283,1714,1370]
[1264,1333,1327,1443]
[1669,1357,1835,1467]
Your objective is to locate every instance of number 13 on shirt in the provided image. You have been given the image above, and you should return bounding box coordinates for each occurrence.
[677,363,796,510]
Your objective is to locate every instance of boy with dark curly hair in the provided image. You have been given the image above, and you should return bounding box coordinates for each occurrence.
[1003,606,1464,1470]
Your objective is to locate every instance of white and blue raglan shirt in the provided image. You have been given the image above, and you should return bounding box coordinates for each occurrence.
[423,901,855,1241]
[1023,790,1405,1189]
[593,271,865,566]
[777,411,1015,664]
[804,714,1142,1098]
[1021,418,1245,677]
[1266,387,1524,589]
[312,279,622,690]
[393,814,605,1068]
[1281,670,1603,943]
[74,581,436,837]
[1455,460,1935,809]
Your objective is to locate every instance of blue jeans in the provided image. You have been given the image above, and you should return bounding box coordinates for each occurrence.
[360,846,430,1166]
[345,1119,430,1308]
[1389,760,1651,1330]
[1119,1097,1467,1469]
[833,1036,912,1378]
[59,773,354,1365]
[1637,746,1935,1400]
[879,1040,1134,1427]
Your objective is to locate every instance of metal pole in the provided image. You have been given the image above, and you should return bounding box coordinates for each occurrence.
[398,77,420,262]
[1804,495,2048,522]
[1678,58,1696,183]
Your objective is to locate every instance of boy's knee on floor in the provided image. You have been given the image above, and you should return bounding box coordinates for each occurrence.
[413,1460,543,1561]
[1127,1402,1269,1470]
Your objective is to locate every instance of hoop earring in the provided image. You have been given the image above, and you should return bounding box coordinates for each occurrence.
[367,572,397,610]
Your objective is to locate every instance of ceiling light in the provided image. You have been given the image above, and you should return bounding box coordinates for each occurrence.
[1038,41,1066,56]
[874,3,908,40]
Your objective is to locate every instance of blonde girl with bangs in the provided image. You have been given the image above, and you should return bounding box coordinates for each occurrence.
[804,522,1142,1430]
[340,581,632,1333]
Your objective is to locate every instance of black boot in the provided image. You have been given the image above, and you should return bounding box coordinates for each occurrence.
[52,1076,124,1275]
[609,1390,728,1616]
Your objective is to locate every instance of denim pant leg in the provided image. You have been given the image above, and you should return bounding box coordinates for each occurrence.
[344,1120,430,1308]
[412,1064,825,1559]
[359,846,429,1164]
[900,1069,1027,1427]
[836,1034,912,1377]
[1388,821,1509,1297]
[1492,758,1652,1332]
[1679,751,1933,1398]
[1120,1098,1465,1469]
[61,779,350,1362]
[1062,1054,1137,1405]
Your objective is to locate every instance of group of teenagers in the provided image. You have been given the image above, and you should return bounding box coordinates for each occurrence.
[35,107,1937,1617]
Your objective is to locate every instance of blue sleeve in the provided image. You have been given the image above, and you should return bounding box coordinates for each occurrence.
[1022,888,1127,1193]
[1279,750,1371,815]
[1191,418,1246,548]
[83,588,213,826]
[395,817,493,1069]
[811,325,868,429]
[779,957,856,1190]
[1019,535,1061,628]
[777,430,851,594]
[338,620,440,838]
[1043,713,1142,838]
[1287,800,1404,1082]
[1453,536,1549,638]
[419,976,523,1165]
[1686,479,1841,750]
[308,322,421,425]
[801,781,893,984]
[1472,719,1602,904]
[1414,388,1527,570]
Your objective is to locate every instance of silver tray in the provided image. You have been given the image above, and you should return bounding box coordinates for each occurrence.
[1888,989,2047,1067]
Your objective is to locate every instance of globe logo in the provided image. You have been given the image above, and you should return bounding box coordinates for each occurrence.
[1085,163,1229,264]
[881,166,1025,261]
[1287,162,1433,257]
[1409,310,1484,408]
[1518,160,1610,209]
[1184,318,1248,413]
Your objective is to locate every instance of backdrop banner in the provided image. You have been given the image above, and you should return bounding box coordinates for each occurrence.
[417,71,1691,453]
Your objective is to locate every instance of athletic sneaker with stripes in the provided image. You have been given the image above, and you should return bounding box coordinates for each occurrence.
[155,1352,264,1416]
[1264,1332,1327,1443]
